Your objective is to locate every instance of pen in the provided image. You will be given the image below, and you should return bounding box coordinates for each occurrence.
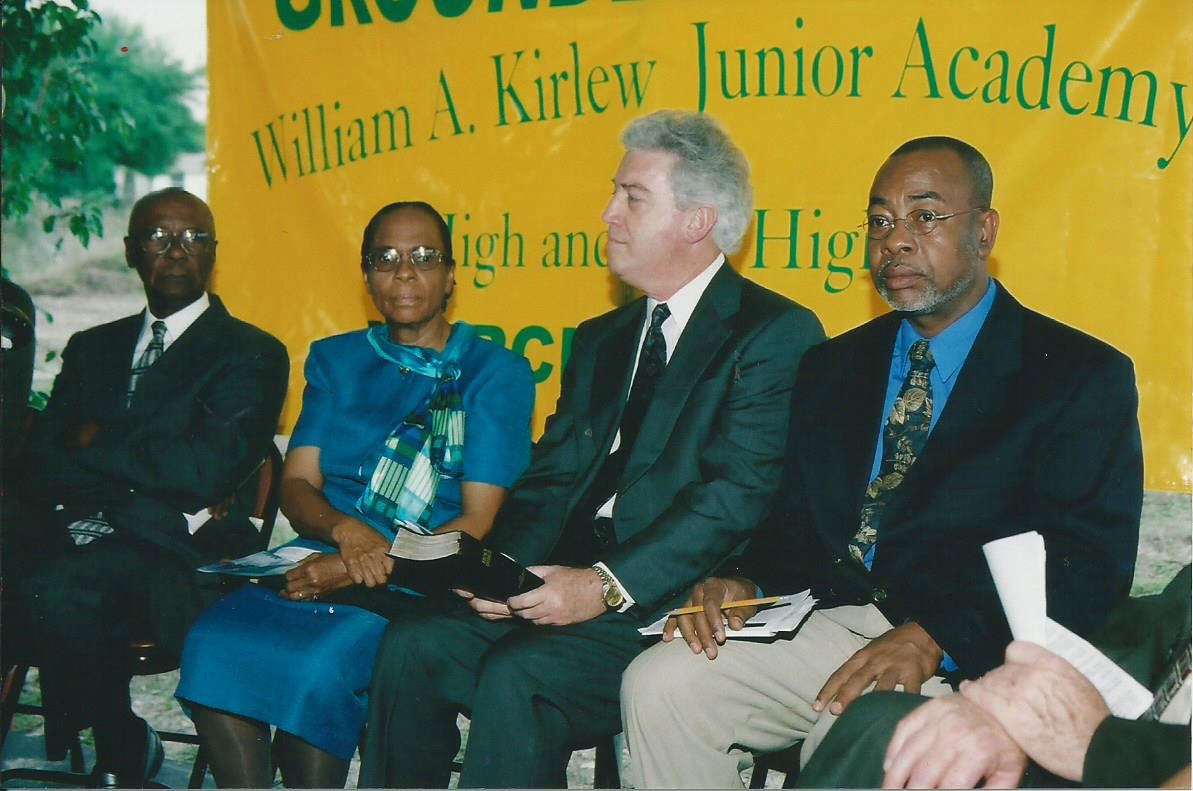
[667,596,782,617]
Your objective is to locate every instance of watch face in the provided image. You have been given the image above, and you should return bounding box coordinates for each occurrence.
[604,588,625,608]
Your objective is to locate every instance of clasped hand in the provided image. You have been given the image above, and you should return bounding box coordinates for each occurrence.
[281,552,354,600]
[330,518,394,587]
[457,565,606,626]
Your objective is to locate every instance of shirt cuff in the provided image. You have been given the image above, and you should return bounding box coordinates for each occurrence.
[593,562,635,613]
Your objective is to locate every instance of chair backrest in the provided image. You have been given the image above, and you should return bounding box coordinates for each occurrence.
[251,440,284,551]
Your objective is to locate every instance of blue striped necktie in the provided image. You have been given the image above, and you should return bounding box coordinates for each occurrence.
[128,320,167,405]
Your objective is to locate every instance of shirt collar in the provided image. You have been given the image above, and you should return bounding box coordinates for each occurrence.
[143,291,211,344]
[894,278,996,383]
[646,253,724,334]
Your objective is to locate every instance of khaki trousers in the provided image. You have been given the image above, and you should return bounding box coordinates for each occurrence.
[621,604,954,789]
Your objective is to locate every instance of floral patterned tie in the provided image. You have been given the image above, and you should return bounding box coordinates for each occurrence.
[849,339,935,566]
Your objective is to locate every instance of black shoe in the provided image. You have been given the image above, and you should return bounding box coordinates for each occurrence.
[91,770,120,789]
[91,720,164,788]
[141,720,165,783]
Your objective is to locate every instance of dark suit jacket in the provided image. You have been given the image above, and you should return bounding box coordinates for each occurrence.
[487,265,826,619]
[23,293,289,569]
[741,281,1143,676]
[1083,565,1192,787]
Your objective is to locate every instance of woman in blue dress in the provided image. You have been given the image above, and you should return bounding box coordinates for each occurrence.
[176,201,535,787]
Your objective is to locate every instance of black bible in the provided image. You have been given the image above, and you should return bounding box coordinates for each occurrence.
[387,529,543,601]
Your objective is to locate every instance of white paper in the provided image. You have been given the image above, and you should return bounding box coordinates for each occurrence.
[197,545,320,576]
[1045,617,1153,719]
[982,531,1047,645]
[638,591,816,638]
[184,510,209,535]
[185,512,265,535]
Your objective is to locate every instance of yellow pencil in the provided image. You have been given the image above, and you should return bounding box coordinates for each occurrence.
[666,596,782,617]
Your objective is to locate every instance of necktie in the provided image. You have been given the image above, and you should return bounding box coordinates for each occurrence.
[128,320,167,405]
[849,338,935,566]
[583,303,671,523]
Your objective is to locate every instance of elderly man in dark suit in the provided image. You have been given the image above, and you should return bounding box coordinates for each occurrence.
[621,136,1143,788]
[7,188,289,787]
[359,110,825,788]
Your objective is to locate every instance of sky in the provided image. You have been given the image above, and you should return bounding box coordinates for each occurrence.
[89,0,207,73]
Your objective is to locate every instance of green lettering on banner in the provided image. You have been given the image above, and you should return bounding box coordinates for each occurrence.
[332,0,374,26]
[435,0,473,18]
[1016,24,1055,110]
[1159,83,1192,169]
[429,71,465,141]
[513,326,555,383]
[948,46,979,99]
[374,0,416,21]
[1095,66,1159,126]
[823,229,859,294]
[981,51,1011,104]
[892,18,941,99]
[277,0,321,30]
[1059,60,1093,115]
[752,208,801,269]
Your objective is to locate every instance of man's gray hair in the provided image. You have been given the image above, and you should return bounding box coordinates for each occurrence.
[621,110,753,254]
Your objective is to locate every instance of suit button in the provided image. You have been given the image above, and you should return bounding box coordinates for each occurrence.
[833,557,843,566]
[1061,556,1072,569]
[584,428,593,437]
[872,587,887,603]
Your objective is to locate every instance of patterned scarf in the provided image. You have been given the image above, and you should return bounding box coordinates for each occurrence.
[355,322,472,533]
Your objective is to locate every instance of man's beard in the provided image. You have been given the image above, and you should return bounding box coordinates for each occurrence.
[875,230,982,314]
[875,259,978,315]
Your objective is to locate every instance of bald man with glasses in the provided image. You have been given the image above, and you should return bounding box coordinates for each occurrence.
[6,188,288,787]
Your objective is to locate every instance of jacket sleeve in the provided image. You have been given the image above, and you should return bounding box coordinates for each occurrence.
[29,328,289,515]
[915,348,1143,675]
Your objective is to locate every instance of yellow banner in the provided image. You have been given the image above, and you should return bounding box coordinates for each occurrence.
[208,0,1192,491]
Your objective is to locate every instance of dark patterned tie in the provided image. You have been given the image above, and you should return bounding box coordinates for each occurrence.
[849,339,935,566]
[584,302,671,521]
[128,320,167,405]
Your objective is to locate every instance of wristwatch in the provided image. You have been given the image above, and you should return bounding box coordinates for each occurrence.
[593,565,625,610]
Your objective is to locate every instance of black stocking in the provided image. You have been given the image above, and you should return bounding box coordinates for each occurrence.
[274,729,351,789]
[189,704,273,789]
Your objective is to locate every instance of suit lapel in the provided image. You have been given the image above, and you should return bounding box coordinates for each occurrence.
[129,297,230,412]
[91,315,145,414]
[808,314,900,547]
[585,300,646,454]
[883,284,1023,522]
[619,266,740,489]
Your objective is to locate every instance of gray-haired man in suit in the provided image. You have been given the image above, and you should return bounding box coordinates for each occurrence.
[361,110,825,788]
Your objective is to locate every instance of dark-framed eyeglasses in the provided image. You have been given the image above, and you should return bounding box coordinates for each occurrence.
[137,227,216,255]
[363,245,446,272]
[860,208,985,240]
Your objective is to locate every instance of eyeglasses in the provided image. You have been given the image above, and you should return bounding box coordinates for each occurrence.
[364,245,446,272]
[137,227,216,255]
[860,208,985,240]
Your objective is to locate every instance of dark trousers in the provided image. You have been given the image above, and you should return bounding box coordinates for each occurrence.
[360,598,645,788]
[8,535,206,774]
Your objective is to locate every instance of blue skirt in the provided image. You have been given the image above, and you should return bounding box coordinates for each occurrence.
[177,584,389,759]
